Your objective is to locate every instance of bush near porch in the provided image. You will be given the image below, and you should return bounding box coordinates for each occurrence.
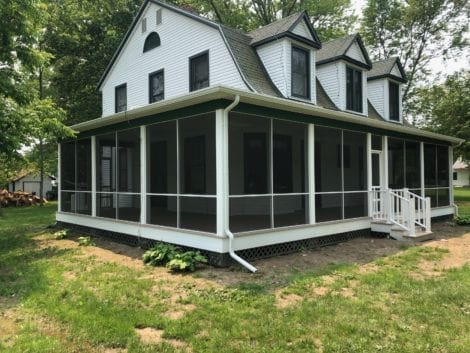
[1,204,470,353]
[455,187,470,216]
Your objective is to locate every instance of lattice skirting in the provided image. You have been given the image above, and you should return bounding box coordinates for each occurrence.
[57,222,379,267]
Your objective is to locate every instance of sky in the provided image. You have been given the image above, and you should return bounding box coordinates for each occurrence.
[351,0,469,83]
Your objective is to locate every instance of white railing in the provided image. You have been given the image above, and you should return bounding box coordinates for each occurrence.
[371,188,431,237]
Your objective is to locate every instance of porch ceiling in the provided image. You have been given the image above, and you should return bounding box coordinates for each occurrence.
[71,85,464,145]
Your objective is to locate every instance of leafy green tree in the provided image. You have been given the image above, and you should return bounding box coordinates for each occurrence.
[411,71,470,161]
[360,0,469,119]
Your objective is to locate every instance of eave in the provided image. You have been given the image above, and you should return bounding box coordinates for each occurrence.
[71,85,464,145]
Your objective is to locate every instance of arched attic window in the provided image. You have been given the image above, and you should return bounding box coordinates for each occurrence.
[143,32,161,52]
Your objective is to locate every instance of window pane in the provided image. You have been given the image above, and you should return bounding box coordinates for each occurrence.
[372,153,380,187]
[344,192,368,219]
[97,193,116,219]
[190,52,209,91]
[315,126,342,192]
[61,142,75,190]
[149,70,164,103]
[388,138,404,189]
[179,114,215,195]
[346,67,362,112]
[180,197,216,233]
[437,145,449,187]
[424,144,437,187]
[97,133,116,192]
[389,82,400,121]
[437,188,450,207]
[229,113,270,195]
[315,193,342,222]
[115,85,127,113]
[230,196,271,232]
[61,192,74,212]
[117,194,140,222]
[147,195,177,227]
[425,189,437,208]
[291,47,309,98]
[273,119,307,193]
[372,135,382,150]
[76,139,92,191]
[274,195,307,227]
[117,128,140,193]
[343,131,366,191]
[148,121,177,194]
[405,141,420,188]
[76,192,92,215]
[354,69,363,112]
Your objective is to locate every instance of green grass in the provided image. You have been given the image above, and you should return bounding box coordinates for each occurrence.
[1,204,470,352]
[455,187,470,216]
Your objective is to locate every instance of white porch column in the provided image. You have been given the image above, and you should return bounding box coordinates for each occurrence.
[449,145,454,205]
[58,143,62,212]
[420,142,425,197]
[308,124,315,224]
[91,136,97,217]
[383,136,389,189]
[140,125,147,224]
[366,133,372,216]
[216,109,228,236]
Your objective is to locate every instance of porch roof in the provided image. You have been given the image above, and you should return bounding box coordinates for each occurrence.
[71,85,464,145]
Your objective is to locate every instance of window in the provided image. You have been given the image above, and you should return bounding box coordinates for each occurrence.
[453,172,458,181]
[346,66,363,112]
[190,52,209,91]
[156,9,162,25]
[149,70,164,103]
[389,81,400,121]
[115,84,127,113]
[291,46,310,99]
[424,143,450,207]
[143,32,161,52]
[141,18,147,33]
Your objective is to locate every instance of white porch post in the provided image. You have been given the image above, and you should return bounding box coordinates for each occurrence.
[383,136,389,188]
[140,125,147,224]
[366,133,372,216]
[216,109,228,236]
[91,136,97,217]
[449,145,454,206]
[308,124,315,224]
[420,142,425,197]
[58,143,61,212]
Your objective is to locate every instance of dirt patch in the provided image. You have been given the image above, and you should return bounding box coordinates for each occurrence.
[135,327,190,350]
[275,293,303,309]
[424,233,470,269]
[312,287,329,296]
[0,296,20,348]
[165,304,197,320]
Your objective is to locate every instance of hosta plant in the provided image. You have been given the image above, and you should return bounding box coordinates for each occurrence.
[166,251,208,272]
[142,243,179,266]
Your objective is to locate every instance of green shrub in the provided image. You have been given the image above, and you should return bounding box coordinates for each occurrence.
[166,251,208,272]
[455,215,470,225]
[142,243,179,266]
[77,236,95,246]
[54,229,68,239]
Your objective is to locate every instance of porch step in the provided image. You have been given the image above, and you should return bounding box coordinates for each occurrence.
[390,225,434,242]
[403,231,434,242]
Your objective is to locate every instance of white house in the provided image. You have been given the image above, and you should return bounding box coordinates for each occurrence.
[9,172,56,197]
[453,158,469,187]
[57,0,463,270]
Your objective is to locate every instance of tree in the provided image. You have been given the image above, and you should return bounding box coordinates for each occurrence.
[360,0,469,120]
[411,71,470,161]
[23,99,75,203]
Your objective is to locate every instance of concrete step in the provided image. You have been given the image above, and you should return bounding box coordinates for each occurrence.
[403,231,434,242]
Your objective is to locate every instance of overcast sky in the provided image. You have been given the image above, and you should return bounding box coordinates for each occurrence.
[351,0,469,83]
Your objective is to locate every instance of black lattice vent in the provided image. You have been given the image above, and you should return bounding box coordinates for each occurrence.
[58,222,138,246]
[431,214,454,223]
[237,229,371,261]
[371,231,389,239]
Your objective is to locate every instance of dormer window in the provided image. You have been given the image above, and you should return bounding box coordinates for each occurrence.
[291,47,310,99]
[189,51,209,91]
[389,81,400,121]
[143,32,161,52]
[346,66,362,113]
[115,84,127,113]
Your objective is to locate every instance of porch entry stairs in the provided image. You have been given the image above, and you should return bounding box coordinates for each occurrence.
[370,188,433,241]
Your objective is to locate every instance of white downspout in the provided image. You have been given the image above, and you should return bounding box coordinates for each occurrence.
[222,95,257,273]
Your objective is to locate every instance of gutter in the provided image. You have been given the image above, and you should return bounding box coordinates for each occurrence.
[223,95,257,273]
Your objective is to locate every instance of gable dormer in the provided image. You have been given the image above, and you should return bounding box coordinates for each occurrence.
[316,34,372,115]
[250,12,321,103]
[367,57,407,123]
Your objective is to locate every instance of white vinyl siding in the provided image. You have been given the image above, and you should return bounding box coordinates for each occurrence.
[317,61,342,109]
[345,42,366,64]
[391,64,401,77]
[291,20,313,40]
[100,3,248,117]
[257,39,290,97]
[367,79,386,118]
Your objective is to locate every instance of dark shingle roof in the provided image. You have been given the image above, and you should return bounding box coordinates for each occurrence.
[316,33,372,69]
[367,57,406,83]
[249,13,303,44]
[220,26,281,97]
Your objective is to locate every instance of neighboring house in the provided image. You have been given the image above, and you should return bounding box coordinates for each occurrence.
[9,172,56,197]
[453,158,469,187]
[57,0,463,269]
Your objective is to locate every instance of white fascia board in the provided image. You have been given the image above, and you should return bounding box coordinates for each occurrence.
[71,85,464,145]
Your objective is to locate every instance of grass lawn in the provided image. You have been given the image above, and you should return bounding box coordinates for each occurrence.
[455,187,470,216]
[1,204,470,353]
